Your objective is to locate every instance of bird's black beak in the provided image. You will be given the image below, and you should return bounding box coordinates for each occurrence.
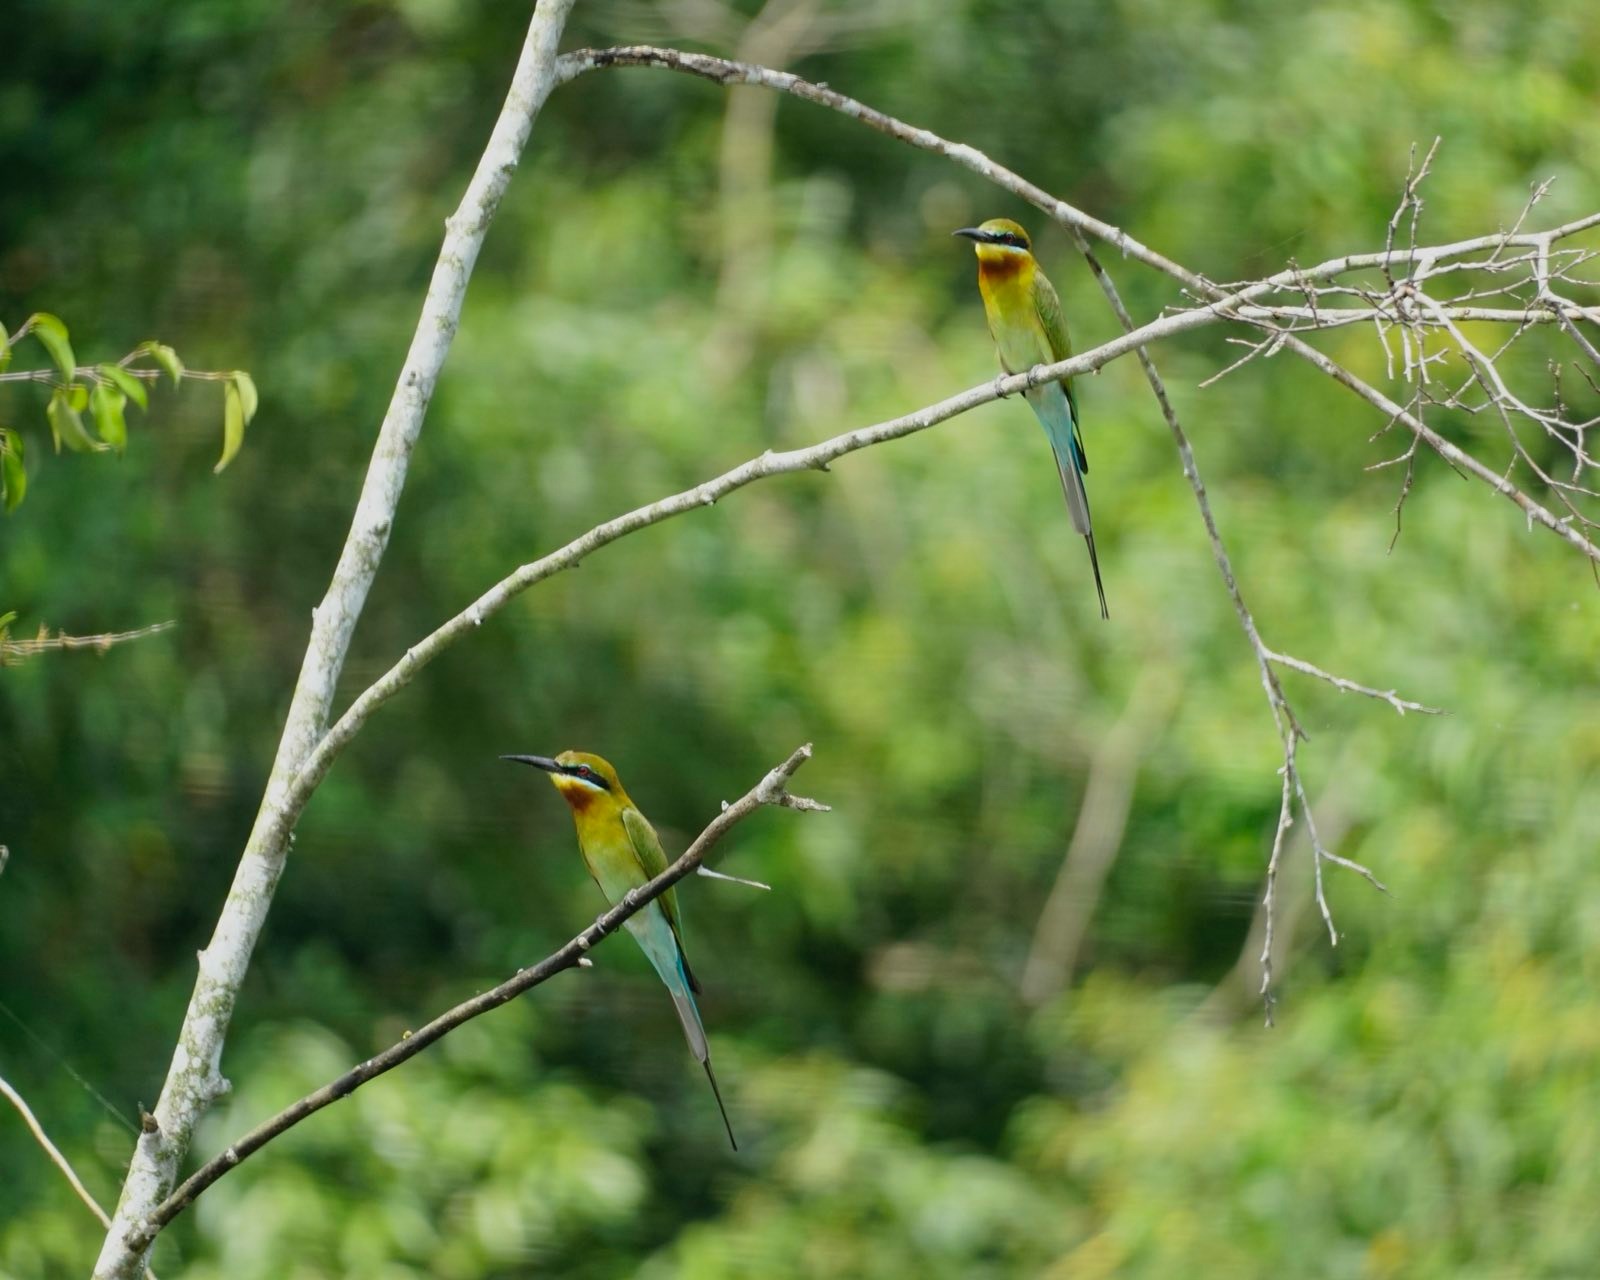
[951,227,987,243]
[501,754,562,774]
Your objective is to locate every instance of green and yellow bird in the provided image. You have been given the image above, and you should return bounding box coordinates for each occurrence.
[954,217,1108,618]
[502,749,737,1149]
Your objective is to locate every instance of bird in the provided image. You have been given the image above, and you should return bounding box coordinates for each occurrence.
[953,217,1108,619]
[502,749,737,1149]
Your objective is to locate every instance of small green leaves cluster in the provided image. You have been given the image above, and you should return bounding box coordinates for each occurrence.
[0,312,257,512]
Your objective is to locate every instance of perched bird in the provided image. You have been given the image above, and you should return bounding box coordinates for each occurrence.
[953,217,1108,618]
[502,749,737,1149]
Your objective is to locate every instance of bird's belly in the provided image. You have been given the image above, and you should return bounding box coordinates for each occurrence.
[987,311,1053,374]
[584,847,646,906]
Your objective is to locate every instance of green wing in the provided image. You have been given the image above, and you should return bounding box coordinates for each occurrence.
[1033,269,1086,471]
[620,805,694,973]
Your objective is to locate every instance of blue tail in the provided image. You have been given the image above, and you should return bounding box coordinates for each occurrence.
[628,911,738,1149]
[1025,382,1108,619]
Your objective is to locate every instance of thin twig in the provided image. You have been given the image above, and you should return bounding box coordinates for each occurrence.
[1259,760,1296,1025]
[0,1074,159,1280]
[1196,774,1354,1026]
[1070,218,1384,1022]
[1271,329,1600,562]
[1264,649,1442,716]
[557,47,1600,300]
[697,865,773,890]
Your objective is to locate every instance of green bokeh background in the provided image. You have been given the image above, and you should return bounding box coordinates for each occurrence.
[3,1,1599,1276]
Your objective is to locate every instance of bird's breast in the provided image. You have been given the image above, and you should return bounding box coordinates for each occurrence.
[977,261,1050,373]
[576,817,647,902]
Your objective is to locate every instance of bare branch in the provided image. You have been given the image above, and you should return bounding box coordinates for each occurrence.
[555,47,1600,295]
[1258,758,1296,1025]
[1552,303,1600,371]
[1060,192,1390,1021]
[1196,774,1356,1026]
[1381,137,1441,292]
[121,745,823,1253]
[1269,330,1600,563]
[281,309,1228,819]
[1265,649,1441,717]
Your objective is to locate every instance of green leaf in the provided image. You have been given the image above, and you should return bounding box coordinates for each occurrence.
[47,386,100,453]
[0,320,10,375]
[90,383,129,452]
[28,313,77,382]
[231,370,258,425]
[144,342,184,385]
[0,431,25,513]
[0,610,15,636]
[217,379,244,473]
[98,363,149,411]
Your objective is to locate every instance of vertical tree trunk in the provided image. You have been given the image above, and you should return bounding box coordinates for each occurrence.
[91,3,579,1274]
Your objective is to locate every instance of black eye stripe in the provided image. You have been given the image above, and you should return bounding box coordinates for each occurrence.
[566,763,610,789]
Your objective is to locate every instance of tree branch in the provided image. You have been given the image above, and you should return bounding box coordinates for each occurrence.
[1193,770,1357,1026]
[1269,329,1600,561]
[120,745,824,1252]
[1065,232,1372,1022]
[279,305,1243,814]
[91,2,580,1275]
[554,47,1600,302]
[1265,649,1442,717]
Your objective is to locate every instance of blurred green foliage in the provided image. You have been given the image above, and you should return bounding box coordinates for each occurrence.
[2,0,1599,1275]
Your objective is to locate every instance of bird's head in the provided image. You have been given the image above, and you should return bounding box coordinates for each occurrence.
[952,217,1034,266]
[502,749,625,814]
